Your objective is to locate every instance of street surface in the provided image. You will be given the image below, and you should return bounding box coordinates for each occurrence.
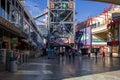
[0,55,120,80]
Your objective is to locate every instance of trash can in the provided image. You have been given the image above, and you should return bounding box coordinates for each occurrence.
[9,57,17,72]
[6,50,13,71]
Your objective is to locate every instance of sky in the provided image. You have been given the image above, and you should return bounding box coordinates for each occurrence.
[25,0,109,24]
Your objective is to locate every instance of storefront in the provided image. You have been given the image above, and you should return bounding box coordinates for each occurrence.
[0,17,27,49]
[107,19,120,57]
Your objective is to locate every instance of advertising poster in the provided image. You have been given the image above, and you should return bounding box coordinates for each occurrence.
[76,27,91,47]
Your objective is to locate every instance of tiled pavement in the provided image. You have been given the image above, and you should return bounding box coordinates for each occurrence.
[0,55,120,80]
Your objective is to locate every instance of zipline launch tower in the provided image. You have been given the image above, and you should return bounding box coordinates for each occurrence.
[48,0,75,47]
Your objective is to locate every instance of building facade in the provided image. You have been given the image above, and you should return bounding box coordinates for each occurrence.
[76,4,120,57]
[0,0,43,71]
[107,12,120,57]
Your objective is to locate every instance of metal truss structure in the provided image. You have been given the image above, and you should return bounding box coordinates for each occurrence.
[48,0,75,46]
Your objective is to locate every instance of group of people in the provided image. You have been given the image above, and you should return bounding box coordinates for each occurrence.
[42,46,107,60]
[94,50,105,60]
[59,48,76,58]
[68,48,76,59]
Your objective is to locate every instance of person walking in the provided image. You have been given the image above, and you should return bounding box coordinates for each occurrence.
[102,51,105,60]
[88,49,91,58]
[72,49,75,60]
[68,49,72,60]
[95,51,98,60]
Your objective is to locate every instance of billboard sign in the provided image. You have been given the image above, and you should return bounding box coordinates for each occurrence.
[76,27,91,46]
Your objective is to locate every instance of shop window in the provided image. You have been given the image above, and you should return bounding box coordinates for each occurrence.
[112,46,119,53]
[24,22,29,35]
[92,23,96,28]
[113,24,119,41]
[98,22,100,27]
[19,15,23,30]
[114,29,118,40]
[11,9,19,26]
[2,42,8,49]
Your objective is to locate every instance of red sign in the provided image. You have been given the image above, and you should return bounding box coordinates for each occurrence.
[112,41,119,45]
[107,42,112,46]
[107,41,119,46]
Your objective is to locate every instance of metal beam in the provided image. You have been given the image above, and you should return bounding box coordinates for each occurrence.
[34,12,48,20]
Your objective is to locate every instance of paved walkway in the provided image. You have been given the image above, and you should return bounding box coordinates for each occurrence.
[0,55,120,80]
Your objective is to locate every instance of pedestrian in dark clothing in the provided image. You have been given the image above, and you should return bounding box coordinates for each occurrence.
[68,49,72,59]
[72,49,75,59]
[102,51,105,60]
[43,48,47,56]
[61,52,64,57]
[95,51,98,60]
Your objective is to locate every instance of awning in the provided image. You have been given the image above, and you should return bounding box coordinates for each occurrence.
[0,17,27,38]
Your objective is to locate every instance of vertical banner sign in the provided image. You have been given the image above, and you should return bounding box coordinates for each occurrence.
[11,38,18,46]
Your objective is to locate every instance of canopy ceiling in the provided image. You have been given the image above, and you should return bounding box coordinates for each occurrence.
[91,0,120,5]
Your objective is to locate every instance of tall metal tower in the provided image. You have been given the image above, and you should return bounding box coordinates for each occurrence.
[48,0,75,47]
